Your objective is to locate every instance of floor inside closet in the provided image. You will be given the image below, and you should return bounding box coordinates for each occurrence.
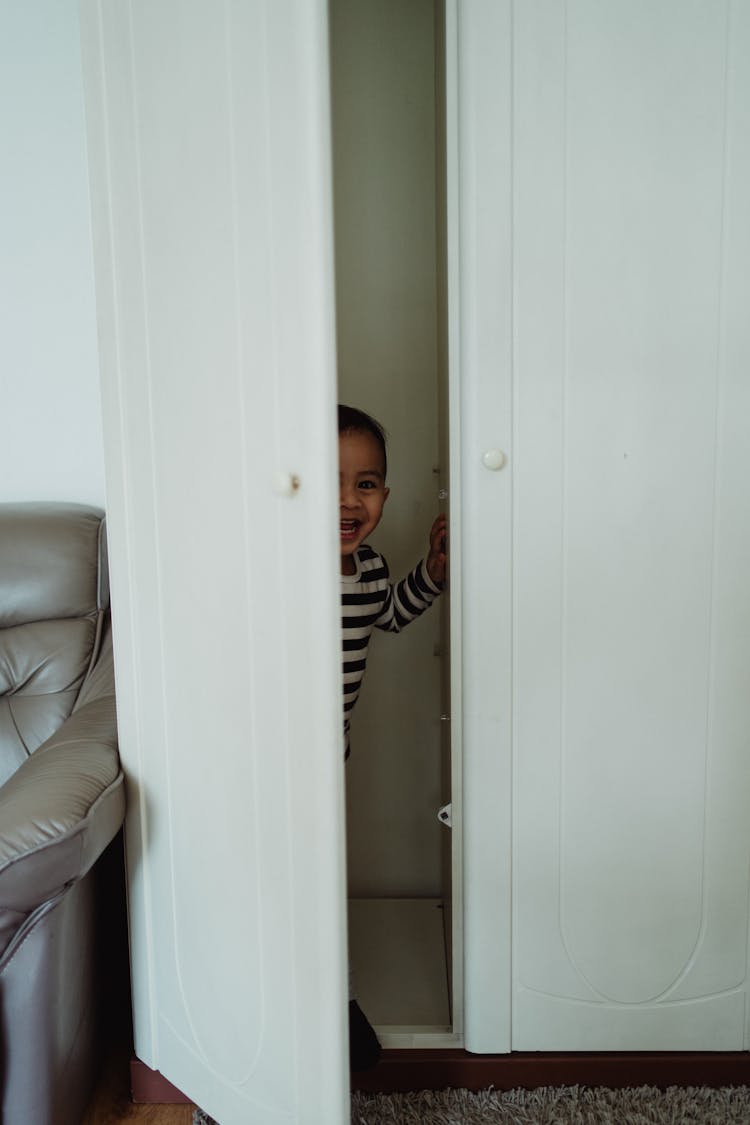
[348,898,451,1043]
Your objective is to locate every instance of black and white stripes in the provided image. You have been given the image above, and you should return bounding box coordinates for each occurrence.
[341,543,441,758]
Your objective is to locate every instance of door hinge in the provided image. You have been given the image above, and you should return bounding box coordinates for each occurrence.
[437,803,453,829]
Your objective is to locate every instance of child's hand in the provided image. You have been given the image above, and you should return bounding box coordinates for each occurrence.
[426,514,448,588]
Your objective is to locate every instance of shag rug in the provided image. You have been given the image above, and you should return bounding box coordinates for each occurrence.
[193,1084,750,1123]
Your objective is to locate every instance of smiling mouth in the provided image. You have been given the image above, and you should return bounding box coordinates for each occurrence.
[340,519,360,540]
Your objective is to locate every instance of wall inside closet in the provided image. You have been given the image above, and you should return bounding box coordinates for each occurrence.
[330,0,454,1042]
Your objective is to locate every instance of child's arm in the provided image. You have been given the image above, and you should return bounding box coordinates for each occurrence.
[374,515,447,634]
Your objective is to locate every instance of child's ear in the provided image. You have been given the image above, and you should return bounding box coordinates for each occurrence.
[383,486,390,503]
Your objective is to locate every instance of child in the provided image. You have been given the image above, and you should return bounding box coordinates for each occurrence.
[339,404,447,1070]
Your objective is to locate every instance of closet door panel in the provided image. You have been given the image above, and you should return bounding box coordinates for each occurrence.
[512,0,750,1049]
[452,0,514,1053]
[80,1,347,1120]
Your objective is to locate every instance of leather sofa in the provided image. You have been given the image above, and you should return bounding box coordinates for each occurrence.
[0,502,126,1125]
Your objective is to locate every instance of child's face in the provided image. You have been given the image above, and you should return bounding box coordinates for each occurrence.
[339,429,389,572]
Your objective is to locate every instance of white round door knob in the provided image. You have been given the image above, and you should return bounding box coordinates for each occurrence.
[273,472,301,497]
[482,449,507,471]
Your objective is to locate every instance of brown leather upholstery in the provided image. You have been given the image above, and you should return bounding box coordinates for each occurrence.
[0,502,125,1125]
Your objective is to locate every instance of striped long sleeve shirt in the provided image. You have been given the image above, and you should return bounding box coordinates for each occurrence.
[341,543,442,758]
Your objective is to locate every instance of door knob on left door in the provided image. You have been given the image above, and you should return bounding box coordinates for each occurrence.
[274,472,301,496]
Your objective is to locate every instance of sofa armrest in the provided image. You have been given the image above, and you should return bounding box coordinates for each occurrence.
[0,692,125,923]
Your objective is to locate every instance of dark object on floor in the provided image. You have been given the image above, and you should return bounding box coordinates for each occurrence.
[350,999,382,1071]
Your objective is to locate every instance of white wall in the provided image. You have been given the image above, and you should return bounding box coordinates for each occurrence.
[0,0,105,506]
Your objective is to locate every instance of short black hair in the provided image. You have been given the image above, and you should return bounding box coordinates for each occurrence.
[338,404,388,477]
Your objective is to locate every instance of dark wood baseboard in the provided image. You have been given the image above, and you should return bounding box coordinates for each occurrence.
[351,1049,750,1093]
[132,1049,750,1102]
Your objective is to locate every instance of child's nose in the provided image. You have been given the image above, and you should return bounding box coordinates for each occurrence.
[340,482,359,507]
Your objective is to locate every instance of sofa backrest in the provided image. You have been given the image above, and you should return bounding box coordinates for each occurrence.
[0,503,108,787]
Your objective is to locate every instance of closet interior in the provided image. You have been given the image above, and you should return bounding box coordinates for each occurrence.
[330,0,459,1047]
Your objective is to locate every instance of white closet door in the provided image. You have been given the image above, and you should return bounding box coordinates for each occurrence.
[458,0,750,1051]
[450,0,514,1054]
[512,0,750,1051]
[80,3,347,1121]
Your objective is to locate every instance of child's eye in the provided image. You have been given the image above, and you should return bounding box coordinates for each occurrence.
[358,480,375,490]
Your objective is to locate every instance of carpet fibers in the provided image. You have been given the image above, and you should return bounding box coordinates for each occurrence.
[194,1084,750,1123]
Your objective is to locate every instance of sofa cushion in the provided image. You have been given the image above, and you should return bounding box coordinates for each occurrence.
[0,503,107,628]
[0,619,98,786]
[0,504,107,786]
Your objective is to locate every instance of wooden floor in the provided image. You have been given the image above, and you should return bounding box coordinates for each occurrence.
[83,1042,195,1124]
